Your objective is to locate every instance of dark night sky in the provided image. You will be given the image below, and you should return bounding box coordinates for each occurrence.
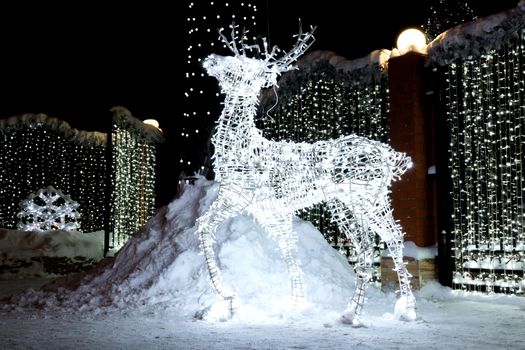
[0,0,519,204]
[0,1,517,127]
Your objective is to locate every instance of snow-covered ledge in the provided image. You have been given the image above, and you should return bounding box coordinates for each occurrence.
[259,49,391,106]
[381,242,438,290]
[427,0,525,66]
[294,49,391,77]
[0,113,107,146]
[382,241,438,261]
[0,229,104,278]
[111,106,165,143]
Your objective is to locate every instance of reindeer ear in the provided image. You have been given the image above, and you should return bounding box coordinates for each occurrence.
[201,54,216,72]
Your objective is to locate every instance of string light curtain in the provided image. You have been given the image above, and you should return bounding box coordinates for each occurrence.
[442,30,525,294]
[424,0,476,41]
[0,115,107,232]
[108,107,164,251]
[424,0,525,296]
[182,0,260,177]
[258,56,390,279]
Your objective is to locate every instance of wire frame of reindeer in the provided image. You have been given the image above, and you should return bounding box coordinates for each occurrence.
[197,23,417,326]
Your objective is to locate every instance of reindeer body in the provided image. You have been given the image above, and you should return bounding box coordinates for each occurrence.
[197,27,416,325]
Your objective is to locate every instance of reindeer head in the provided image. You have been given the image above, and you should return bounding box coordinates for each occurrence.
[203,24,315,95]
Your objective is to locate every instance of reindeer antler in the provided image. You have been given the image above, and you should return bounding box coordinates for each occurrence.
[270,22,316,73]
[217,21,316,73]
[218,24,241,56]
[219,23,261,57]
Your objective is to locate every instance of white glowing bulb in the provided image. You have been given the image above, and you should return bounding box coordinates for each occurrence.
[143,119,160,129]
[396,28,427,55]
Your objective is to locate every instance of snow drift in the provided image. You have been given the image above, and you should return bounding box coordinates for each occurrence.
[0,229,104,278]
[5,177,361,322]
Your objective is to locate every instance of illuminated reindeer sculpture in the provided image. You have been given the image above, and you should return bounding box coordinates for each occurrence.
[197,25,416,325]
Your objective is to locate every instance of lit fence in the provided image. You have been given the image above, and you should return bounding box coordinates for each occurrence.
[257,4,525,295]
[0,114,107,232]
[434,28,525,294]
[0,107,163,254]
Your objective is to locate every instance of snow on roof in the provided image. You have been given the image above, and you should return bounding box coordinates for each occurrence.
[261,0,525,102]
[427,0,525,65]
[0,113,107,146]
[111,106,165,143]
[259,49,390,106]
[294,49,391,77]
[0,107,165,146]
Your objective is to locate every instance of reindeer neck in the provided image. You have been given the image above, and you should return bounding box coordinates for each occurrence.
[215,92,260,138]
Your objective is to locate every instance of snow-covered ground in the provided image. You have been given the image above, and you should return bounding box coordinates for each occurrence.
[1,178,524,349]
[1,281,524,350]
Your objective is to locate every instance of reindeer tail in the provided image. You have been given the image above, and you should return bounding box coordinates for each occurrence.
[390,151,412,180]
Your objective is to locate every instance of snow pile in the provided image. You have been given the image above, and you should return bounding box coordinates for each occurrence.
[5,178,362,322]
[0,229,104,278]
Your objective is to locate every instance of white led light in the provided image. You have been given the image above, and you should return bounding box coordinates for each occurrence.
[396,28,427,55]
[445,33,525,295]
[143,119,160,129]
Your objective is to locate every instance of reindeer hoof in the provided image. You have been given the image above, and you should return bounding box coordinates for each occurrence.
[204,297,236,321]
[341,308,365,327]
[398,309,417,322]
[394,296,417,321]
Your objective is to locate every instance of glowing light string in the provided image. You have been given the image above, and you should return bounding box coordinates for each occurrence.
[445,30,525,295]
[198,24,416,324]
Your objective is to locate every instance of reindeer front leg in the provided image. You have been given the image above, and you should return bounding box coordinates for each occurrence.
[197,183,251,315]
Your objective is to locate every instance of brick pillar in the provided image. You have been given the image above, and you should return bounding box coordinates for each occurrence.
[383,51,438,289]
[388,51,436,247]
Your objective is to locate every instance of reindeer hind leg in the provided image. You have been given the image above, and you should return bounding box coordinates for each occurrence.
[383,230,417,321]
[328,199,374,326]
[371,200,417,321]
[257,212,305,304]
[342,235,375,327]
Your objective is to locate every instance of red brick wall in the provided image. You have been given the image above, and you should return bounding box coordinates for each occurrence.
[388,52,437,247]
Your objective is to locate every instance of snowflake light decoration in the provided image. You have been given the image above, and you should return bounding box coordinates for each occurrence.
[198,24,416,325]
[17,186,81,232]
